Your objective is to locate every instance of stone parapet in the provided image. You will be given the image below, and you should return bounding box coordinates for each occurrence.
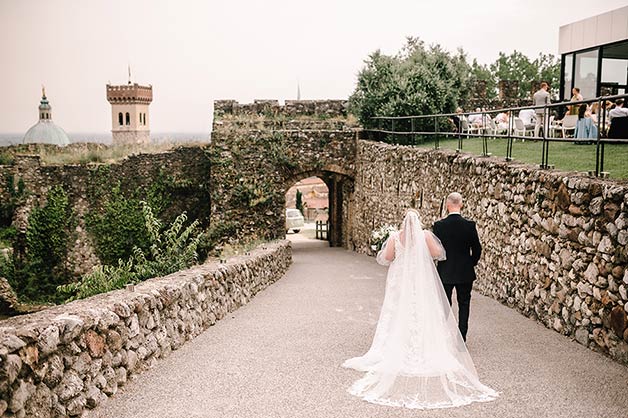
[351,140,628,364]
[214,99,347,118]
[0,241,291,417]
[106,84,153,104]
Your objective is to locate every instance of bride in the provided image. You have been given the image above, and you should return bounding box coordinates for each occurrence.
[342,209,498,409]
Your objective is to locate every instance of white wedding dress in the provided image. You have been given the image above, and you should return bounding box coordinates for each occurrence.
[342,211,498,409]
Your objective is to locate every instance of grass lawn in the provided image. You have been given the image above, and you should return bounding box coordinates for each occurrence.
[412,136,628,179]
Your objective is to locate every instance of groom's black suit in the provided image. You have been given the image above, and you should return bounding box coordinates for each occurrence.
[432,213,482,341]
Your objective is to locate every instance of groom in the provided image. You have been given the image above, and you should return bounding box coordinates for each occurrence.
[432,192,482,342]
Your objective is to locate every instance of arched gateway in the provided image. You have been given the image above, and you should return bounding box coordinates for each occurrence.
[210,100,357,248]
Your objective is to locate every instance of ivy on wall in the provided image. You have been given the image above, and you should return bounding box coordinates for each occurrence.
[1,185,75,303]
[86,184,152,266]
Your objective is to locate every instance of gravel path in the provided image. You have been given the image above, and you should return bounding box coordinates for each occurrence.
[87,236,628,418]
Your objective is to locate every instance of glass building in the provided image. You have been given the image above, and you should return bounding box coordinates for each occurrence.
[559,6,628,100]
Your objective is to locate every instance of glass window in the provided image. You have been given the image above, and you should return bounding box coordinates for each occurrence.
[602,58,628,85]
[118,112,123,126]
[574,49,598,99]
[562,54,573,100]
[125,112,130,125]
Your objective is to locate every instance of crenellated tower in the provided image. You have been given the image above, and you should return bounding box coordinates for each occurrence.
[106,80,153,145]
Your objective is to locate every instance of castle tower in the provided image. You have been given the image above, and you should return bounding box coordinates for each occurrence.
[106,78,152,145]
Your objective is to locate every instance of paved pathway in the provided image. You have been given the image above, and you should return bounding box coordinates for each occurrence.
[88,236,628,418]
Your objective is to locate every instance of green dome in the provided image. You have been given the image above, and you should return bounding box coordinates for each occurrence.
[23,120,71,146]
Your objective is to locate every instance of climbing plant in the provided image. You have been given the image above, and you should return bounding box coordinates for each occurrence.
[86,184,152,266]
[4,185,75,303]
[59,201,201,301]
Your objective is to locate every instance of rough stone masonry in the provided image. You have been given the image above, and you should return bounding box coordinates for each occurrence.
[0,242,291,417]
[350,140,628,365]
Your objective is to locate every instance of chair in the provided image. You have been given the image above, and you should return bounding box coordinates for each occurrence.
[513,117,530,139]
[460,118,470,135]
[608,116,628,139]
[560,115,578,138]
[548,115,560,138]
[485,118,499,136]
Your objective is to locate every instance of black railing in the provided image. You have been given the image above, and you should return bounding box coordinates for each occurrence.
[363,93,628,177]
[315,220,329,240]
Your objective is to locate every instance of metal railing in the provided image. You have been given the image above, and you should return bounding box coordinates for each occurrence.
[363,93,628,177]
[315,220,329,240]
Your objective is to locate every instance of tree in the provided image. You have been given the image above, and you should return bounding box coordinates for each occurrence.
[490,51,560,99]
[295,189,304,214]
[470,59,497,100]
[349,37,472,129]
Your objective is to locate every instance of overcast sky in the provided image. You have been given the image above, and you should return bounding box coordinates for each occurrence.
[1,0,626,134]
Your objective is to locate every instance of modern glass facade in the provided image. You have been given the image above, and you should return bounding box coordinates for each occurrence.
[561,39,628,100]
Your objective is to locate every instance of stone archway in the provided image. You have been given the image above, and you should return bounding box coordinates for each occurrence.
[284,166,354,247]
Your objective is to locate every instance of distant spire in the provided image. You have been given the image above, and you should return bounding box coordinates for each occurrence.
[41,85,46,99]
[297,82,301,100]
[128,64,132,84]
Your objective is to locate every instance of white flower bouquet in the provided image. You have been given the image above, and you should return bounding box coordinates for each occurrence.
[370,224,397,253]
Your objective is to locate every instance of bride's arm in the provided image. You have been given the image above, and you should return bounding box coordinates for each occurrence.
[376,234,396,266]
[425,231,446,261]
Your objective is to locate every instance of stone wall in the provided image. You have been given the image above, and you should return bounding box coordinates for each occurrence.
[0,146,211,276]
[351,140,628,364]
[0,241,291,417]
[211,100,357,247]
[214,99,347,118]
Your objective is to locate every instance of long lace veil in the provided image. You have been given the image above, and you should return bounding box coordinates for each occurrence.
[343,211,498,409]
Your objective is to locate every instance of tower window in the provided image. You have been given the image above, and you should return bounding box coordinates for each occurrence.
[125,112,130,125]
[118,112,123,126]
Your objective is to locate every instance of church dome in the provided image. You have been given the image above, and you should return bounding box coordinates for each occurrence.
[23,88,71,146]
[23,121,70,146]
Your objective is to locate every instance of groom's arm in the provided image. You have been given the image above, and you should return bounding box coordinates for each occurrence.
[470,221,482,266]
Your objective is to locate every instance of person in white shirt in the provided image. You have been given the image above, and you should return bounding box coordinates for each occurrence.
[609,99,628,121]
[518,108,536,129]
[468,108,483,126]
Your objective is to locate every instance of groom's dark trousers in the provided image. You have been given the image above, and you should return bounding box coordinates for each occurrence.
[433,213,482,342]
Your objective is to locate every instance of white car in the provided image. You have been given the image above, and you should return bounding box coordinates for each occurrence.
[285,208,305,233]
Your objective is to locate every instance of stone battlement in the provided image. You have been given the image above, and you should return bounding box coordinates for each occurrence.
[214,99,347,118]
[106,84,153,104]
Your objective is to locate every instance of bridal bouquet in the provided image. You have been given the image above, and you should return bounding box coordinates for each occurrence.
[370,224,397,253]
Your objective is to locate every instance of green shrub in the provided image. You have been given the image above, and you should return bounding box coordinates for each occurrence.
[0,175,25,227]
[0,152,14,165]
[197,218,238,260]
[0,226,16,248]
[7,186,74,303]
[86,185,152,265]
[59,202,201,301]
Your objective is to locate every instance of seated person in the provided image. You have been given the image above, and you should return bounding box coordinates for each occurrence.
[574,104,597,140]
[450,107,465,132]
[608,113,628,139]
[609,98,628,121]
[495,112,509,131]
[518,108,536,129]
[468,108,483,126]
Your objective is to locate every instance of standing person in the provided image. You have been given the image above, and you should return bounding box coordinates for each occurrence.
[343,209,497,409]
[533,82,551,137]
[569,87,583,115]
[432,192,481,342]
